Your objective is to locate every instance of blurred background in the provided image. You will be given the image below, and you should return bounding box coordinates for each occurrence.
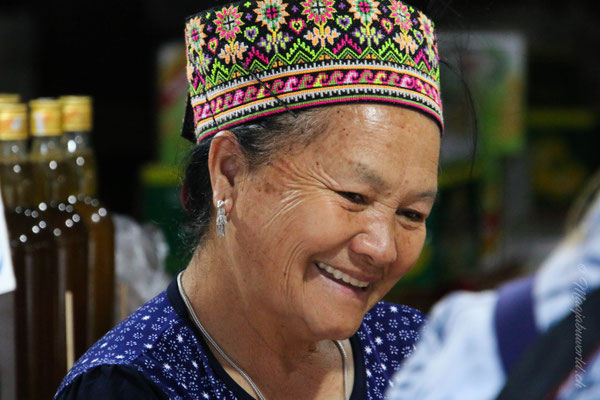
[0,0,598,396]
[1,0,598,301]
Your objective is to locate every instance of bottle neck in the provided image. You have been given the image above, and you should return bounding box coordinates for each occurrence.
[65,129,98,199]
[30,134,72,205]
[0,139,34,209]
[30,135,66,159]
[0,139,28,158]
[65,130,92,154]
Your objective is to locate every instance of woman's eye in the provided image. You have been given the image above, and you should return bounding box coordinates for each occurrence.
[337,191,367,205]
[398,210,426,223]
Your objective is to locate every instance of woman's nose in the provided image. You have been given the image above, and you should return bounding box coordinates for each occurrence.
[349,213,398,267]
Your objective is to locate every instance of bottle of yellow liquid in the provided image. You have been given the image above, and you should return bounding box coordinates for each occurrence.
[29,98,90,366]
[0,102,60,400]
[61,95,115,345]
[0,103,32,206]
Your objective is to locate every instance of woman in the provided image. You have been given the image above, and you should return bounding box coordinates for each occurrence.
[56,0,443,398]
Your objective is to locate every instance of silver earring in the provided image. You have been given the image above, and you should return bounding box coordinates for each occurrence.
[216,200,227,237]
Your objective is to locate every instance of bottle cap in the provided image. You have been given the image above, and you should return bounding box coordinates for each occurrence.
[29,98,63,136]
[0,103,28,140]
[0,94,21,104]
[60,95,93,132]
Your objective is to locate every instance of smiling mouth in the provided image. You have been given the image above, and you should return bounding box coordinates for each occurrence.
[315,262,370,290]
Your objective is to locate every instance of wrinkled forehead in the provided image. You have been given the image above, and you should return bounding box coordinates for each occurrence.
[296,104,441,184]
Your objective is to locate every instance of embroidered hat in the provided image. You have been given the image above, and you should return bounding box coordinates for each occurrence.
[182,0,443,143]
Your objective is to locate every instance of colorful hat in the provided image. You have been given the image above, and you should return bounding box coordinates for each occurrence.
[182,0,443,143]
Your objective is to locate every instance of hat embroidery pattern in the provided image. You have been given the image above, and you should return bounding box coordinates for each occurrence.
[184,0,442,143]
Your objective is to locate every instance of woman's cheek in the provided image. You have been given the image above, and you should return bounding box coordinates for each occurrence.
[294,196,352,239]
[403,229,428,272]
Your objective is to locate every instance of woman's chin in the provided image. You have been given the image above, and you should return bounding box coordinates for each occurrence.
[323,323,362,341]
[306,310,366,341]
[299,279,373,339]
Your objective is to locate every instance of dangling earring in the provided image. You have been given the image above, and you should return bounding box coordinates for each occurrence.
[216,200,227,238]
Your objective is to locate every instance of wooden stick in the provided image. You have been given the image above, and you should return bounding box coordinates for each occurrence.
[65,290,75,370]
[119,283,129,322]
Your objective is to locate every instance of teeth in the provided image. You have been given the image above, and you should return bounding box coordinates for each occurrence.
[316,262,369,288]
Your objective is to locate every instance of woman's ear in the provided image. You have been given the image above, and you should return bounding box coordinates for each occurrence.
[208,131,247,212]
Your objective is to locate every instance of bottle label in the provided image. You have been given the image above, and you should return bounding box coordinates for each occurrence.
[0,104,27,140]
[31,107,62,136]
[63,103,92,132]
[0,188,16,294]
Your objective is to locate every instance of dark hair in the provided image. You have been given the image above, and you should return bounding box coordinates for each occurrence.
[181,107,331,250]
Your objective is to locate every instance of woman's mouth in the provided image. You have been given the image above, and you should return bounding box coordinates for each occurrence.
[315,261,370,290]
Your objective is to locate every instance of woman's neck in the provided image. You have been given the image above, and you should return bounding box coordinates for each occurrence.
[183,240,324,367]
[181,240,349,399]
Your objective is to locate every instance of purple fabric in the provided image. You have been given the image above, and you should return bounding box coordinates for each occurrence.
[494,277,539,375]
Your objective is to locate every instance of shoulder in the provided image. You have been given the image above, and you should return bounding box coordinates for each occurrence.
[55,364,168,400]
[56,289,193,398]
[353,302,427,397]
[361,301,427,338]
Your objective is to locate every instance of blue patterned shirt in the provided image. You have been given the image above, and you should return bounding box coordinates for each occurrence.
[55,279,426,399]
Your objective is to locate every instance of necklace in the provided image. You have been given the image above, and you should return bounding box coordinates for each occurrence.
[177,272,349,400]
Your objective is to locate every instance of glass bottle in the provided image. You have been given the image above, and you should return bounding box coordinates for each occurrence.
[61,96,97,197]
[0,103,33,206]
[29,98,90,364]
[61,95,115,345]
[0,102,59,400]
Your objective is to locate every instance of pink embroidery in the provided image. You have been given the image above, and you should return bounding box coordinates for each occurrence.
[233,89,246,107]
[244,46,270,68]
[244,86,258,102]
[387,73,401,87]
[333,34,362,55]
[284,76,300,92]
[343,70,359,84]
[299,74,315,88]
[327,71,345,85]
[359,70,374,83]
[414,49,431,72]
[400,75,413,89]
[271,79,286,94]
[313,72,329,87]
[373,71,388,84]
[224,92,235,109]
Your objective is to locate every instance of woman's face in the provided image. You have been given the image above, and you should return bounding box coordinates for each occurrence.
[227,104,440,340]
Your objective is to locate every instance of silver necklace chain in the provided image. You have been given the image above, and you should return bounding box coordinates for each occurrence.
[177,272,349,400]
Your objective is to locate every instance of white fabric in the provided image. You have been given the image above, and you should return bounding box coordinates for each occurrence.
[388,195,600,400]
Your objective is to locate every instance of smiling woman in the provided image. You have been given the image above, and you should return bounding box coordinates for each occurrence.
[55,0,444,399]
[215,104,439,341]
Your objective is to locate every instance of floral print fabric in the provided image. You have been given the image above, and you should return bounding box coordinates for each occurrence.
[56,280,426,399]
